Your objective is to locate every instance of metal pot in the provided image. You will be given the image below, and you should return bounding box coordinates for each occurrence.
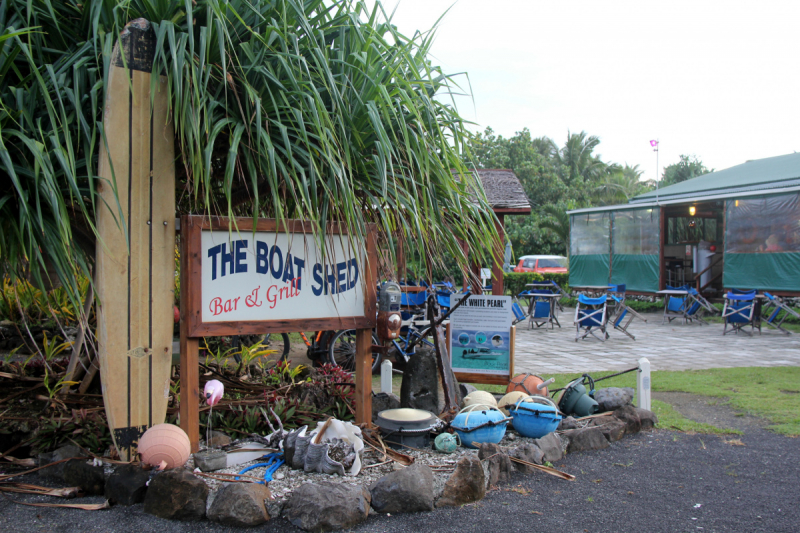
[376,408,437,450]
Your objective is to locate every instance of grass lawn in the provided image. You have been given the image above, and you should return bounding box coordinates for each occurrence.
[374,366,800,436]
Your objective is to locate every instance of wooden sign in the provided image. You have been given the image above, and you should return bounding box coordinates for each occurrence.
[95,19,175,461]
[180,216,377,450]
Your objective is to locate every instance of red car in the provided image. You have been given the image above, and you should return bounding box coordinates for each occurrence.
[513,255,568,274]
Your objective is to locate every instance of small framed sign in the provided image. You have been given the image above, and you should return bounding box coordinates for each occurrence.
[448,294,514,385]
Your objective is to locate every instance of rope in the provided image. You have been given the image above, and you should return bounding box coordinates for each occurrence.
[549,366,639,393]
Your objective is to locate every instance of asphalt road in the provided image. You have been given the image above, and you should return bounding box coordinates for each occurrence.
[2,396,797,533]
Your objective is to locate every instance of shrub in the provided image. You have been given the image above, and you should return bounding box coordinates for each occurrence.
[504,272,570,297]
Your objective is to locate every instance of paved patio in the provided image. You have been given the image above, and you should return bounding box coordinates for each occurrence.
[513,309,800,373]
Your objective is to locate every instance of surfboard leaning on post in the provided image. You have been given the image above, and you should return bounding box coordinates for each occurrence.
[96,19,175,461]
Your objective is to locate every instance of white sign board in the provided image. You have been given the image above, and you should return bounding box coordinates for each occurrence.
[449,294,513,375]
[201,231,365,322]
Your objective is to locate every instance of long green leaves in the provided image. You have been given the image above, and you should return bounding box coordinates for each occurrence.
[1,0,498,307]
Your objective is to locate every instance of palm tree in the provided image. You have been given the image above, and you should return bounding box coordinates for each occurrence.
[0,0,498,307]
[593,164,653,205]
[551,131,606,185]
[539,203,573,257]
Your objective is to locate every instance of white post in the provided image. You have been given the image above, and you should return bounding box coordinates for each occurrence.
[380,359,393,394]
[637,357,651,411]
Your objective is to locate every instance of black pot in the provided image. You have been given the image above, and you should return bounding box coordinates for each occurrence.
[376,408,437,450]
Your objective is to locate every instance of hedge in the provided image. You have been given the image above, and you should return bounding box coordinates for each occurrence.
[503,272,570,297]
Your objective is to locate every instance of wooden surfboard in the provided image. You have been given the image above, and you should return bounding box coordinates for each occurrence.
[96,19,175,461]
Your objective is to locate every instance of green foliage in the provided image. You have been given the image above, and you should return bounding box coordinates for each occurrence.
[661,155,712,187]
[1,0,498,320]
[503,272,570,297]
[32,409,113,455]
[465,127,654,261]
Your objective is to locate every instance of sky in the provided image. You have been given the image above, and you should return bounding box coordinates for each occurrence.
[379,0,800,182]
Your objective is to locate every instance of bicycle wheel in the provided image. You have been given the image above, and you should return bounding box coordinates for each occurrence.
[328,329,381,373]
[263,332,291,363]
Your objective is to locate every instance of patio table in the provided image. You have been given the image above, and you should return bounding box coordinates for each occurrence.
[657,289,690,324]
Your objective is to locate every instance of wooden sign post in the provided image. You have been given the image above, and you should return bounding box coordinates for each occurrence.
[179,216,377,451]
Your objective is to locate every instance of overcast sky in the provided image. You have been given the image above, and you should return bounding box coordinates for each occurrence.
[380,0,800,182]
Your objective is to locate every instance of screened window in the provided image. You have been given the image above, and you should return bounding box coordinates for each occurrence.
[726,193,800,253]
[612,208,659,255]
[571,213,610,255]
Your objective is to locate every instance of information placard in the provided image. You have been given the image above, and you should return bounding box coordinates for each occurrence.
[449,294,513,378]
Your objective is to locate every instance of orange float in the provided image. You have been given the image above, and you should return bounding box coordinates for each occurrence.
[507,373,550,397]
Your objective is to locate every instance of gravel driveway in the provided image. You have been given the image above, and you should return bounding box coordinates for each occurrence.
[2,395,797,533]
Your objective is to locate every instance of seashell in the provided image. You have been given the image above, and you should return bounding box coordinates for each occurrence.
[283,426,306,467]
[320,450,346,476]
[292,433,312,470]
[303,442,326,473]
[281,419,364,476]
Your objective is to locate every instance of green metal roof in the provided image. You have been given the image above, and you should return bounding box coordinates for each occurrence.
[630,152,800,203]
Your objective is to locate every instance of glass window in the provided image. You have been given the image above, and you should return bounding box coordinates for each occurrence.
[667,217,719,244]
[571,213,611,255]
[612,208,660,255]
[726,193,800,253]
[524,259,535,268]
[537,257,567,268]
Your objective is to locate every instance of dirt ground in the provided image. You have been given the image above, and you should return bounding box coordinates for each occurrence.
[1,394,798,533]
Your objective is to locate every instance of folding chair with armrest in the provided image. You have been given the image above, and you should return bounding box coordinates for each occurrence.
[761,293,800,334]
[606,284,647,340]
[574,294,609,341]
[722,290,760,336]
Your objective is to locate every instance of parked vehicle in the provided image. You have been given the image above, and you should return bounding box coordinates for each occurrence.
[513,255,568,274]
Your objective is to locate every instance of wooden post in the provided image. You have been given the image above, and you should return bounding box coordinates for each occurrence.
[658,208,666,290]
[354,328,373,425]
[492,214,505,295]
[179,217,201,452]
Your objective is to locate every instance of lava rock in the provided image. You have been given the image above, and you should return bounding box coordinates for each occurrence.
[589,417,627,442]
[208,483,271,527]
[508,443,544,473]
[207,431,231,448]
[62,459,105,495]
[613,405,642,435]
[634,407,659,430]
[594,387,635,412]
[38,445,87,481]
[564,427,611,453]
[371,392,401,422]
[283,482,370,532]
[459,383,478,398]
[478,443,513,487]
[194,450,227,472]
[436,456,485,507]
[558,416,579,431]
[369,463,434,513]
[533,432,564,463]
[143,469,208,521]
[400,346,460,413]
[106,464,150,505]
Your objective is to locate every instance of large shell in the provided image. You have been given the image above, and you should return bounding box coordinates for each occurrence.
[283,419,363,476]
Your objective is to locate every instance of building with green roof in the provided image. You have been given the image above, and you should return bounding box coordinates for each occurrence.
[567,152,800,295]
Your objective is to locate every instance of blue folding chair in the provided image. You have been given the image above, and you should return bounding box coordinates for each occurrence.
[606,284,647,340]
[761,293,799,334]
[722,290,759,336]
[518,289,560,329]
[574,294,608,341]
[511,298,528,326]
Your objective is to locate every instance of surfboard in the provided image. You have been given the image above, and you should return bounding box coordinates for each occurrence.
[96,19,175,461]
